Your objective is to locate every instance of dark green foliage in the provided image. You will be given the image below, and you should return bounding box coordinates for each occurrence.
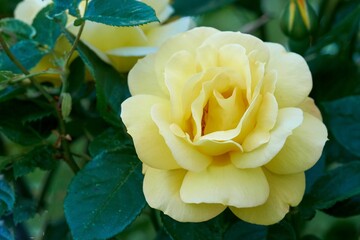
[0,179,14,216]
[64,148,145,240]
[12,197,36,224]
[84,0,158,26]
[172,0,237,15]
[322,96,360,158]
[308,162,360,210]
[32,5,67,48]
[0,226,13,240]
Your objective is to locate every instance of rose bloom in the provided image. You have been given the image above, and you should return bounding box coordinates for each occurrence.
[121,27,328,225]
[15,0,193,75]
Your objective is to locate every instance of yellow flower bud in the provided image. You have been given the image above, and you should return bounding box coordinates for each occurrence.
[280,0,318,40]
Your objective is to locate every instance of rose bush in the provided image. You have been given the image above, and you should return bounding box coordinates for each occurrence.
[121,27,328,225]
[15,0,193,74]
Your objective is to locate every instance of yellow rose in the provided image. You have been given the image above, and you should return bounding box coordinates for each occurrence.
[121,27,328,225]
[68,0,193,72]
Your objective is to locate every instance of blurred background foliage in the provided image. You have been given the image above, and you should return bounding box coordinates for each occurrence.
[0,0,359,239]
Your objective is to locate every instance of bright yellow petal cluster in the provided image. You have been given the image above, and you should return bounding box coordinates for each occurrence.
[121,27,328,225]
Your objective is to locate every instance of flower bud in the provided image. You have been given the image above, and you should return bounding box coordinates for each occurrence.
[280,0,318,40]
[61,93,72,119]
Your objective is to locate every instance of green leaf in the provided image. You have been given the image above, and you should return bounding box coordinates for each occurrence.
[0,71,18,83]
[0,100,53,145]
[0,18,35,46]
[84,0,158,27]
[13,197,37,224]
[49,0,81,18]
[89,128,131,157]
[172,0,236,15]
[0,226,13,240]
[322,96,360,157]
[32,4,67,48]
[162,213,231,240]
[309,161,360,210]
[0,122,43,146]
[13,145,57,179]
[324,194,360,218]
[224,220,267,240]
[0,40,49,73]
[64,148,145,240]
[0,86,25,103]
[63,30,129,127]
[267,220,296,240]
[0,179,15,216]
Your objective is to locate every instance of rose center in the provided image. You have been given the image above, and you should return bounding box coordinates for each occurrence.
[200,87,248,136]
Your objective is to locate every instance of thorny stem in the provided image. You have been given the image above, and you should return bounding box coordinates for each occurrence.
[0,69,62,85]
[64,0,89,69]
[0,32,80,174]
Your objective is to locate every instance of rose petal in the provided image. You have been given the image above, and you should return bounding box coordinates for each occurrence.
[128,53,167,97]
[242,93,278,151]
[203,31,270,63]
[230,169,305,225]
[180,160,269,208]
[155,27,219,87]
[266,43,312,108]
[121,95,180,170]
[147,17,194,46]
[231,107,303,168]
[144,167,226,222]
[151,103,213,172]
[298,97,323,120]
[142,0,173,22]
[164,50,197,123]
[266,112,328,174]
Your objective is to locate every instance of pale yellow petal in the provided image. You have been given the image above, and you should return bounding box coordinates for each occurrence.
[202,31,270,63]
[193,138,242,156]
[155,27,219,89]
[106,47,156,73]
[231,170,305,225]
[151,103,213,172]
[144,167,226,222]
[147,17,193,46]
[298,97,323,120]
[231,108,303,168]
[266,112,328,174]
[128,53,167,97]
[164,50,197,123]
[121,95,180,170]
[180,161,269,208]
[242,93,278,151]
[142,0,173,23]
[79,23,148,52]
[14,0,51,24]
[265,43,312,108]
[218,44,252,102]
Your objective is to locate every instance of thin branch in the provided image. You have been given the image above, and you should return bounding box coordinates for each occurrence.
[240,14,270,34]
